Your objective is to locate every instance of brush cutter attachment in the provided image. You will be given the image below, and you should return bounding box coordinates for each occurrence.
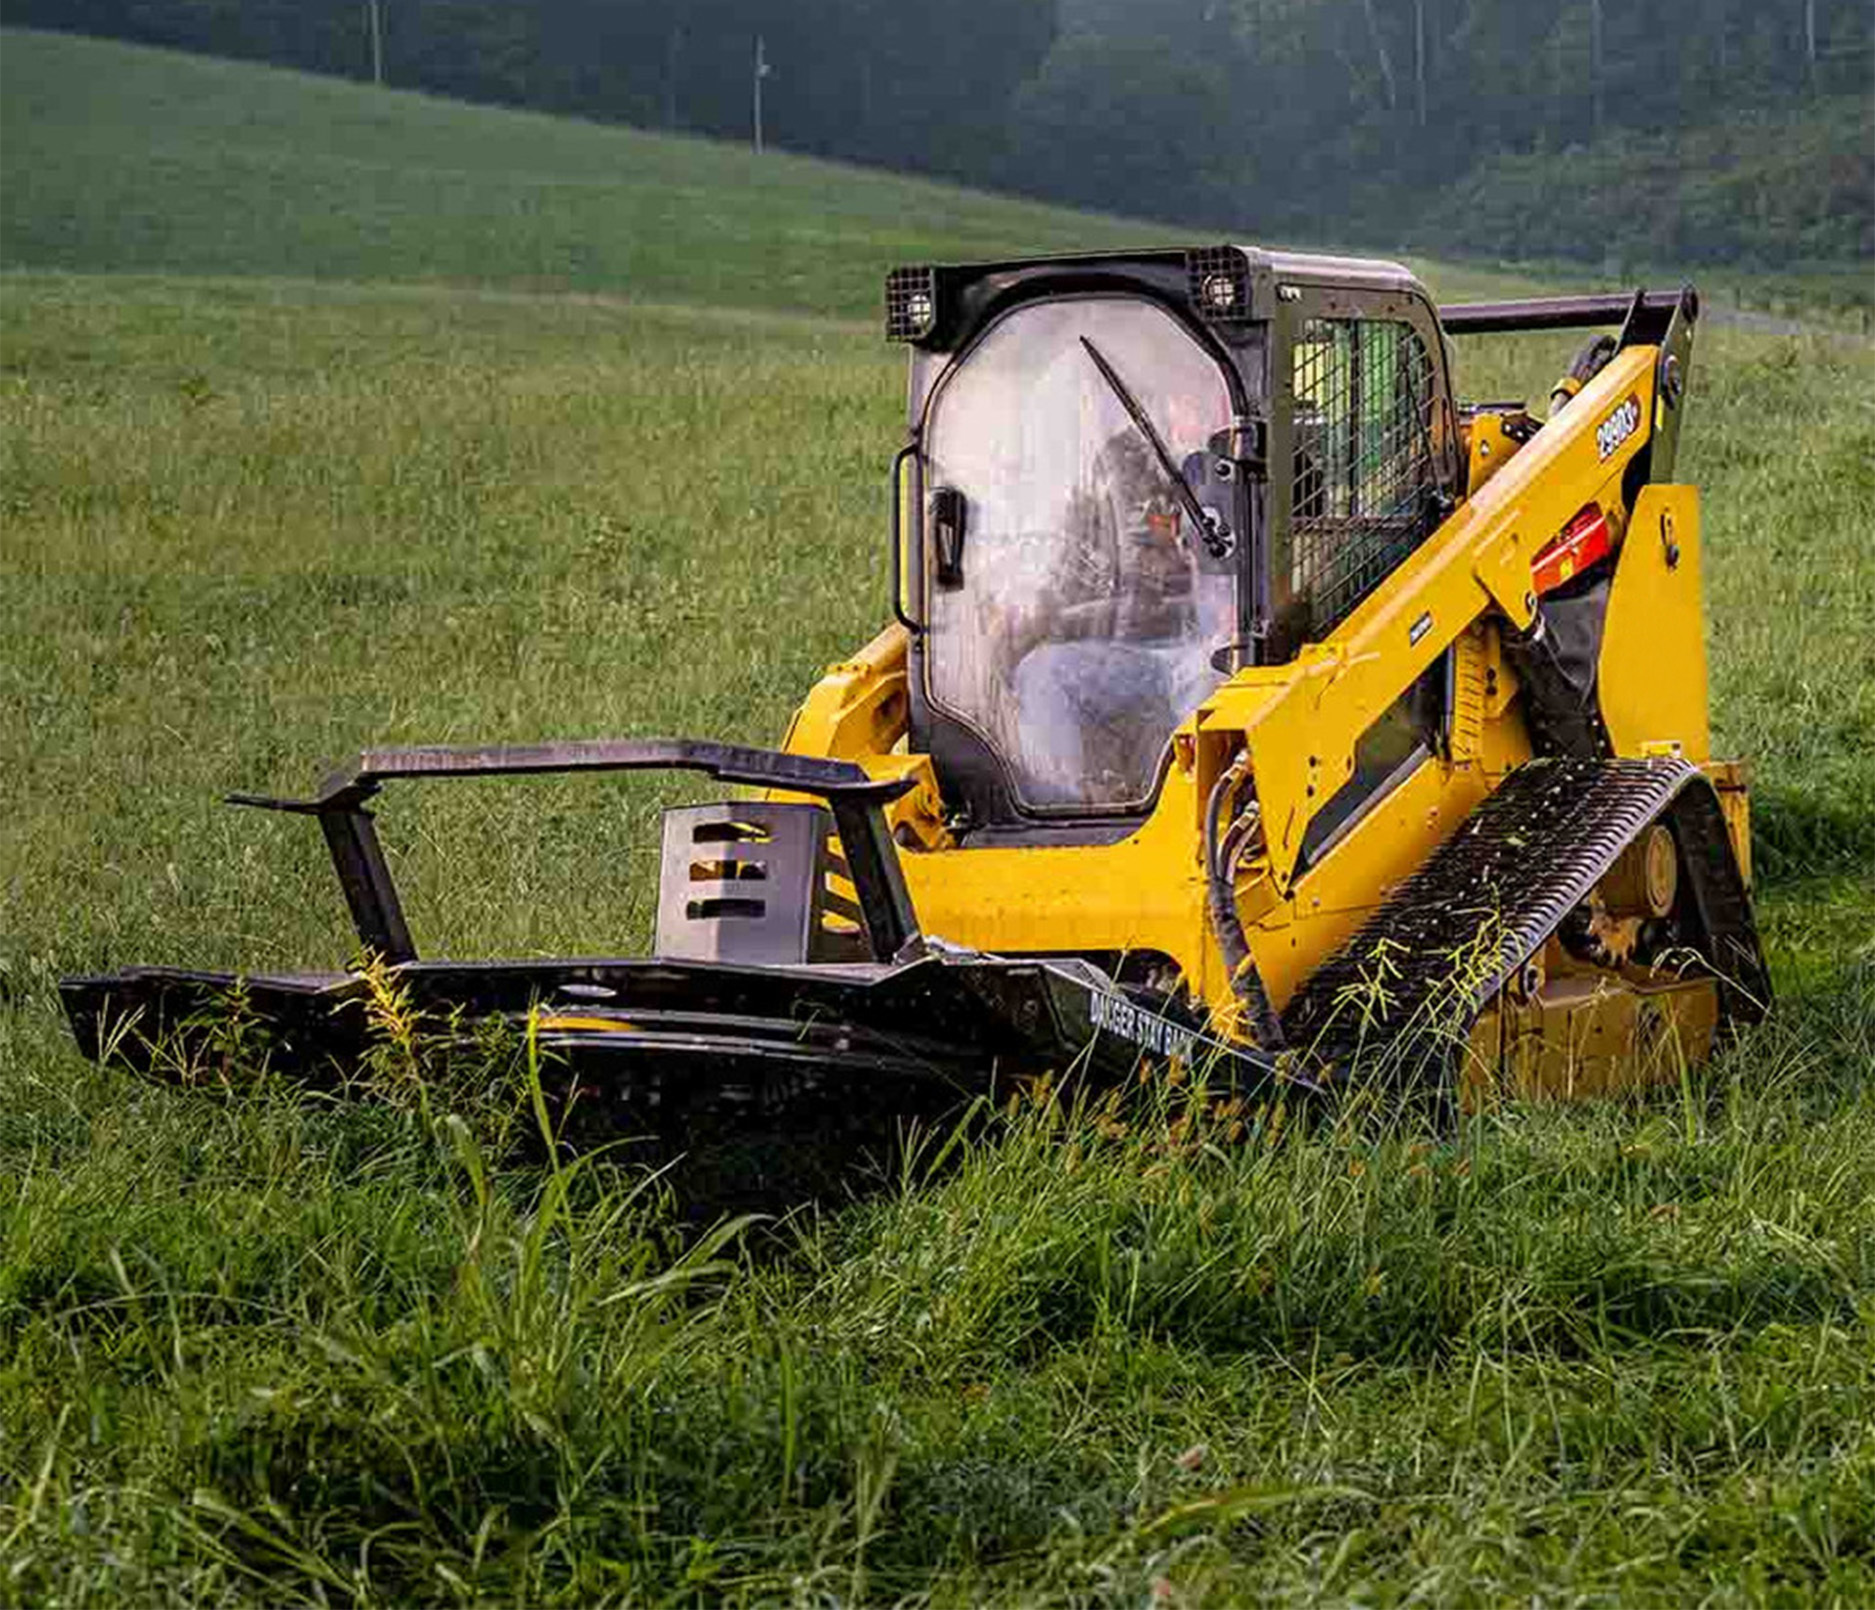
[218,738,927,969]
[59,738,1283,1158]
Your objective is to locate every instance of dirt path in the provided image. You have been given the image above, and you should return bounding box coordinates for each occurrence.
[1708,305,1871,340]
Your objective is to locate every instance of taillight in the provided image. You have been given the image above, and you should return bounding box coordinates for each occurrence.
[1532,504,1614,595]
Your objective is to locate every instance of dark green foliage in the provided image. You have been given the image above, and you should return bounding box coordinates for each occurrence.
[1417,98,1874,270]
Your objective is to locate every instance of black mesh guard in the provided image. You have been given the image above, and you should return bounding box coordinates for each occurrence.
[1291,318,1439,637]
[885,266,939,343]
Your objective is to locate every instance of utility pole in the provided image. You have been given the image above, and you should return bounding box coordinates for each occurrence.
[753,34,772,155]
[1589,0,1603,136]
[665,21,682,129]
[1804,0,1818,91]
[1414,0,1427,128]
[366,0,384,88]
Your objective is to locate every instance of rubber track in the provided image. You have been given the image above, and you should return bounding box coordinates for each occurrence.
[1281,757,1770,1084]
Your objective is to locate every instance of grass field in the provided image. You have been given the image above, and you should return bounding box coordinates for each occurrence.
[4,25,1875,1608]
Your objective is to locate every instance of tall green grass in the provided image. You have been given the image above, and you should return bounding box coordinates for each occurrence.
[2,26,1873,1604]
[3,1000,1873,1603]
[2,264,1870,1608]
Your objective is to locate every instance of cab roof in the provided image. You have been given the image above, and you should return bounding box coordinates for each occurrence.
[884,243,1432,350]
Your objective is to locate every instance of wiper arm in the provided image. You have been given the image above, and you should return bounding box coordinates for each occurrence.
[1079,335,1230,558]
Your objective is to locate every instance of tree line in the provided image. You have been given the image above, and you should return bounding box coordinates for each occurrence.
[10,0,1871,265]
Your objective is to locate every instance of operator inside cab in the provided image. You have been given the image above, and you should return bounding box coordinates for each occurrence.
[922,295,1236,813]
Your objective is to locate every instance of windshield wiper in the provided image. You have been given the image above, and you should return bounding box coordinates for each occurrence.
[1079,335,1231,558]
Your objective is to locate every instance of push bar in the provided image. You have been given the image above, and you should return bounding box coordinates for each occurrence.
[228,738,923,968]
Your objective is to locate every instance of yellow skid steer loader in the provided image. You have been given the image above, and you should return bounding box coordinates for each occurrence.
[62,245,1768,1144]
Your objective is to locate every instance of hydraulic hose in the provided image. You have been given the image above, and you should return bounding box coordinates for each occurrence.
[1204,755,1285,1052]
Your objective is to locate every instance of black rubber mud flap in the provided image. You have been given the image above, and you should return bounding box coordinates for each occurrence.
[1280,757,1770,1098]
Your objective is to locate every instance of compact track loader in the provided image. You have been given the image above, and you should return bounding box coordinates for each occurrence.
[62,245,1769,1143]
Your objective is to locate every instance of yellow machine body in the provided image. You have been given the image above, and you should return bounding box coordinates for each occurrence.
[773,266,1757,1101]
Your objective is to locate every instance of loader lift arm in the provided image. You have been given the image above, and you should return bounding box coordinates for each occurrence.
[1194,292,1699,899]
[228,739,923,967]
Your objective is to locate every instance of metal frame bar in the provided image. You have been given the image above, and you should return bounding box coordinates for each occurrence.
[228,738,924,967]
[889,434,924,636]
[315,805,415,962]
[1439,290,1695,336]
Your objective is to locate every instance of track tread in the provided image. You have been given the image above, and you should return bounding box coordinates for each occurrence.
[1281,757,1768,1081]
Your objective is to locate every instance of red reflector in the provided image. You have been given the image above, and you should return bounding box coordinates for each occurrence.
[1532,505,1613,595]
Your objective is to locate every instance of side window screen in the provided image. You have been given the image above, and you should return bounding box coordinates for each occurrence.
[1296,654,1448,874]
[1291,319,1438,637]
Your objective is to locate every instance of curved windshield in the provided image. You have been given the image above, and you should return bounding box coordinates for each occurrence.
[923,296,1235,811]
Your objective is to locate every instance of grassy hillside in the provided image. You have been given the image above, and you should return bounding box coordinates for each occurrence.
[0,27,1554,314]
[0,27,1155,316]
[0,26,1171,318]
[3,26,1874,1608]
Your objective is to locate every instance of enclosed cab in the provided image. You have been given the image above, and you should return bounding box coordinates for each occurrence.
[882,247,1462,838]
